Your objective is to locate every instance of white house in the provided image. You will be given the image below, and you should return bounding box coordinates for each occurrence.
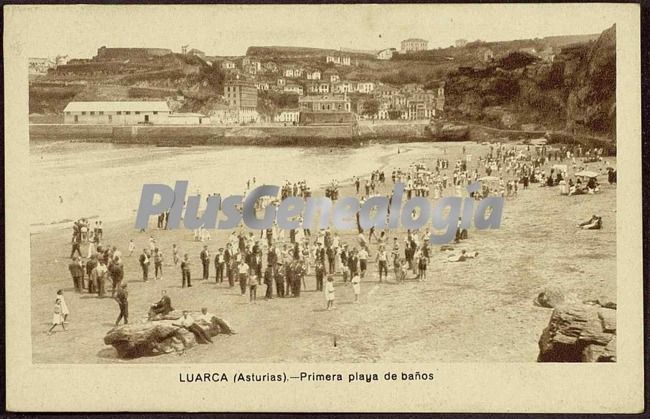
[221,60,236,70]
[356,82,376,94]
[376,48,396,60]
[326,55,351,66]
[63,101,171,125]
[318,82,331,94]
[274,110,300,123]
[306,70,321,80]
[284,83,304,95]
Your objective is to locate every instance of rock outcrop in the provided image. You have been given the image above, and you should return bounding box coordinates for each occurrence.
[104,314,232,358]
[444,24,615,139]
[537,304,616,362]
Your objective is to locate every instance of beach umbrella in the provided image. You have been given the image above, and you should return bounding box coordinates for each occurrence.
[574,170,600,178]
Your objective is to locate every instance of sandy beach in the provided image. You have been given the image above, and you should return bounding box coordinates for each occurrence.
[29,141,616,363]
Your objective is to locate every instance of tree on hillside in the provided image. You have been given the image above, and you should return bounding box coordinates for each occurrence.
[361,99,380,118]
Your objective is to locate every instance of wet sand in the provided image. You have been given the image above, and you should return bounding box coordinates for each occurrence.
[30,142,616,363]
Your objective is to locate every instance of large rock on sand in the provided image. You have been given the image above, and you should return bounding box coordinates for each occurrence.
[104,315,230,358]
[537,304,616,362]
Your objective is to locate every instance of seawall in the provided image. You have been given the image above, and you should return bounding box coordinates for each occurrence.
[30,123,433,146]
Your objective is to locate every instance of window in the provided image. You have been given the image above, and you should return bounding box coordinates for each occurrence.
[99,111,104,115]
[153,111,158,115]
[81,112,86,115]
[117,111,122,115]
[135,111,140,115]
[125,111,131,115]
[65,112,70,115]
[90,112,95,115]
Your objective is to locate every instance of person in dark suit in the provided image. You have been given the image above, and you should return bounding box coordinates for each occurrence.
[139,249,150,282]
[70,231,82,259]
[264,265,274,299]
[149,290,174,319]
[181,254,192,288]
[200,245,210,280]
[315,259,325,291]
[274,263,285,298]
[214,248,225,283]
[114,283,129,326]
[68,257,84,292]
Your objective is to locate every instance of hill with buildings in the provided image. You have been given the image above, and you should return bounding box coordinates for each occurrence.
[29,29,613,138]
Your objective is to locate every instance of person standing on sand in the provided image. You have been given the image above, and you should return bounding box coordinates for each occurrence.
[114,283,128,326]
[139,249,150,282]
[200,245,210,280]
[47,290,67,335]
[351,273,361,303]
[376,245,388,283]
[237,259,249,296]
[172,243,179,266]
[249,274,258,303]
[108,255,124,297]
[215,248,225,283]
[128,239,135,257]
[325,276,335,310]
[70,230,82,259]
[68,256,83,293]
[153,248,163,280]
[181,253,192,288]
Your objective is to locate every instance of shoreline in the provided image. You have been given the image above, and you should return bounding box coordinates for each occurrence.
[30,141,617,363]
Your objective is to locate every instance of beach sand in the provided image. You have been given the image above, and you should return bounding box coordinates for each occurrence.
[30,142,616,363]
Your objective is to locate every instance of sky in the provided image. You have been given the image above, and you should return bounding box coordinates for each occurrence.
[10,4,618,58]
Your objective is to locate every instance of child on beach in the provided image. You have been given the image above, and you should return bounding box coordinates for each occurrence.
[351,274,361,303]
[128,239,135,257]
[249,274,258,303]
[47,290,68,335]
[325,276,335,310]
[172,244,179,265]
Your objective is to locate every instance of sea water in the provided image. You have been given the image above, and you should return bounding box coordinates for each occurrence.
[29,140,446,230]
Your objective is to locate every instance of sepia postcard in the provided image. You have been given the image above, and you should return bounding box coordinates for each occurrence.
[4,3,643,413]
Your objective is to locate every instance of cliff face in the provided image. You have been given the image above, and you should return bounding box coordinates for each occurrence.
[444,25,615,139]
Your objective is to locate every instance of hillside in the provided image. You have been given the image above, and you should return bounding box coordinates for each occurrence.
[29,53,226,115]
[443,25,615,138]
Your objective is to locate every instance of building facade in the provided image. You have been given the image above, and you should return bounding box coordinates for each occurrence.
[63,101,171,125]
[376,48,396,60]
[274,110,300,123]
[298,95,351,112]
[401,38,429,53]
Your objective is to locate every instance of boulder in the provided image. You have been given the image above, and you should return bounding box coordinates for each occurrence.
[537,304,616,362]
[104,315,230,359]
[533,287,565,308]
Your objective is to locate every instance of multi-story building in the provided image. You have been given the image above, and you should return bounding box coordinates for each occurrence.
[284,82,304,95]
[242,57,262,70]
[221,60,236,70]
[332,81,355,94]
[356,82,375,94]
[224,78,259,123]
[306,70,321,80]
[401,38,428,53]
[299,95,351,112]
[317,82,331,94]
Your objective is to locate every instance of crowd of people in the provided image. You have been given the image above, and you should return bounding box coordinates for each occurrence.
[52,139,614,337]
